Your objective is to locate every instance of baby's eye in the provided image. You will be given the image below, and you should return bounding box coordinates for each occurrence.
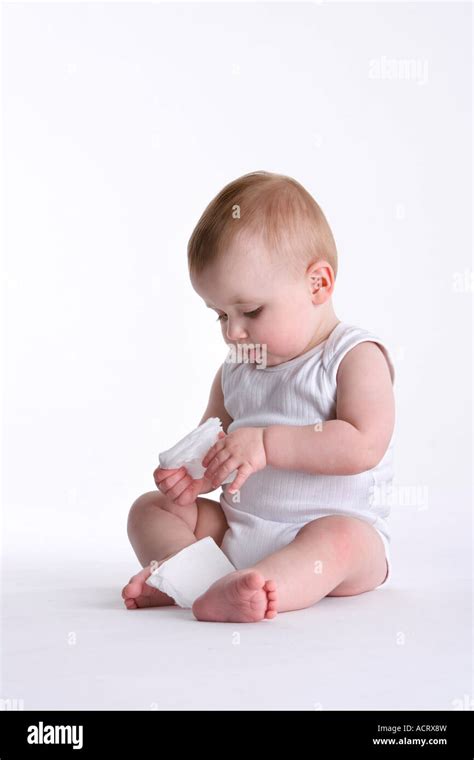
[244,307,263,318]
[215,307,262,322]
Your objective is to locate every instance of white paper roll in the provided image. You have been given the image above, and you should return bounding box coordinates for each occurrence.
[145,537,236,608]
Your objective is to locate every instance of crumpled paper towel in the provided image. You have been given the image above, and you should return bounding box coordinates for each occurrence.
[158,417,237,484]
[145,536,236,608]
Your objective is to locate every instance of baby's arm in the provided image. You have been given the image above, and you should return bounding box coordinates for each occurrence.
[263,342,395,476]
[192,364,234,495]
[154,364,233,504]
[197,364,233,432]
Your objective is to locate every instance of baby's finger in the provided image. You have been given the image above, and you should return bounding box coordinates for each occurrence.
[155,467,186,491]
[204,449,231,479]
[202,435,226,467]
[154,466,183,484]
[154,468,182,490]
[174,482,199,506]
[167,474,193,500]
[227,463,253,494]
[202,448,218,467]
[209,454,235,487]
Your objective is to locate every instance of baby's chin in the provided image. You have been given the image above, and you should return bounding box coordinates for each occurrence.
[266,346,312,365]
[258,350,292,367]
[225,342,302,367]
[265,356,291,367]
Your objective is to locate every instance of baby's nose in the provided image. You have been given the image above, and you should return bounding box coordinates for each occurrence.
[226,322,248,341]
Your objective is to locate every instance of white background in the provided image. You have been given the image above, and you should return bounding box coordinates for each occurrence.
[2,1,472,710]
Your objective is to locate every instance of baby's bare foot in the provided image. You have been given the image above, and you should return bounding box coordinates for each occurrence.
[192,569,278,623]
[121,559,176,609]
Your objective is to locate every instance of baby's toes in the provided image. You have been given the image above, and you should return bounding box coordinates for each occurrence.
[122,578,138,598]
[121,582,132,599]
[122,583,137,604]
[243,571,265,591]
[264,580,278,619]
[121,567,150,600]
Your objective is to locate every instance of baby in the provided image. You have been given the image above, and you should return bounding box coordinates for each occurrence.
[122,170,395,623]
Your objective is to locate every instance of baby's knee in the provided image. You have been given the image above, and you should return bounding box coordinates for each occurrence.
[128,490,199,537]
[128,490,167,527]
[297,515,356,562]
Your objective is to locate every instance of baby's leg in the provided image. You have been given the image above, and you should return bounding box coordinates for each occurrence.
[122,490,228,608]
[251,515,388,611]
[192,515,387,622]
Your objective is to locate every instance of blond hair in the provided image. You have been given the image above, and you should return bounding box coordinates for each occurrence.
[187,170,338,280]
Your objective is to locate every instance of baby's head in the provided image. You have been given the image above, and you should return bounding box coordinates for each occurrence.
[188,171,338,366]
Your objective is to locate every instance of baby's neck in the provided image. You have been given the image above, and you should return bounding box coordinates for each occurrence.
[303,304,340,355]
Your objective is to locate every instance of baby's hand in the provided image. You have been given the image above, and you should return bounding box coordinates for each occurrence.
[153,466,216,507]
[202,427,267,494]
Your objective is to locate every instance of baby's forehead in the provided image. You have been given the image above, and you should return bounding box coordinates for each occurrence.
[191,235,298,302]
[199,277,265,307]
[222,242,280,278]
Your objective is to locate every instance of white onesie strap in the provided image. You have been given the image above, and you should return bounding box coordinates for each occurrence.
[322,323,395,395]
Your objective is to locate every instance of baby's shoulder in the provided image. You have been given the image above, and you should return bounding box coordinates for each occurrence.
[322,322,395,386]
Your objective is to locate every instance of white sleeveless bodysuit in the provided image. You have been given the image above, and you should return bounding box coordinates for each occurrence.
[218,321,395,585]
